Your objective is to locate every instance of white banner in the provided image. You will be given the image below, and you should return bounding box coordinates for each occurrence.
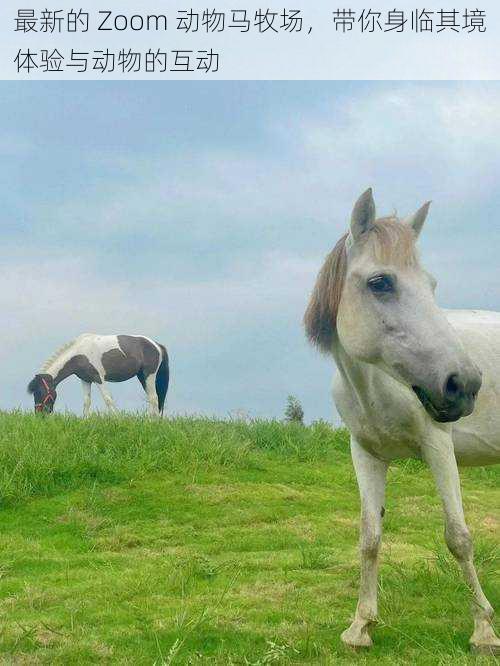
[0,0,498,80]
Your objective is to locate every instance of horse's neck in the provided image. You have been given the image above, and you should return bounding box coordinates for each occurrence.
[331,338,377,411]
[44,348,78,386]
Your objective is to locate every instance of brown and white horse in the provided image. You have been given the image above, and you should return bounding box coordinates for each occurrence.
[28,334,169,416]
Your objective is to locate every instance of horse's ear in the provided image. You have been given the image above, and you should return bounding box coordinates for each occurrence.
[405,201,431,237]
[350,188,376,241]
[27,377,37,394]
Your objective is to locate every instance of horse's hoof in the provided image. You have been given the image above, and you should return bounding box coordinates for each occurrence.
[470,642,500,656]
[341,626,373,649]
[470,624,500,656]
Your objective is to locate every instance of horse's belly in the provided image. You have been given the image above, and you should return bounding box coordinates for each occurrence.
[451,315,500,465]
[452,411,500,466]
[101,349,141,382]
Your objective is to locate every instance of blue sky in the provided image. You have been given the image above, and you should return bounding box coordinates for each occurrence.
[2,82,500,420]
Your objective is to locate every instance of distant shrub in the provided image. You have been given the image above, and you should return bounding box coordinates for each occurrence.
[284,395,304,424]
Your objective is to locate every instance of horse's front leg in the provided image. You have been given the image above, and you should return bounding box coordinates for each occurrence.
[97,382,118,414]
[341,437,388,649]
[423,431,500,655]
[81,380,92,417]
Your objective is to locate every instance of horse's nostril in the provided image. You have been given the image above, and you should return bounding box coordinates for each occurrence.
[445,373,461,397]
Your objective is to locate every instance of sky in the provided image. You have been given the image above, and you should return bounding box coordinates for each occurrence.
[2,81,500,421]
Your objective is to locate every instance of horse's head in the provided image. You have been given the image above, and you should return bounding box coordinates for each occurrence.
[27,374,57,413]
[305,188,482,423]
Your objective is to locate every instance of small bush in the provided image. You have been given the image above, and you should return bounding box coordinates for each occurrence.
[284,396,304,424]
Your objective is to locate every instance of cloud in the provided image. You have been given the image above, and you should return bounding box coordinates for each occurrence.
[292,84,500,208]
[25,84,500,267]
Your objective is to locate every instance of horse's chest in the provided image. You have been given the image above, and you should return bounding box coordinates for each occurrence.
[334,382,423,460]
[355,417,420,459]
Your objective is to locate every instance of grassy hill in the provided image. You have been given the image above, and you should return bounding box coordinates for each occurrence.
[0,412,498,664]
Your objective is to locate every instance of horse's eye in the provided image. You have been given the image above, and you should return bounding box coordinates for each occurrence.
[367,274,395,294]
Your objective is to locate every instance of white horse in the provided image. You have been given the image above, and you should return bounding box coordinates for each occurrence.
[304,189,500,654]
[28,333,169,416]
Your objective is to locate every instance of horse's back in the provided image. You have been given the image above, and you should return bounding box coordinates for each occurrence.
[445,308,500,328]
[445,309,500,371]
[445,309,500,465]
[76,334,162,382]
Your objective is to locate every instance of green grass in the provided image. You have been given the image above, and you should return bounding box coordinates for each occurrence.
[0,412,498,664]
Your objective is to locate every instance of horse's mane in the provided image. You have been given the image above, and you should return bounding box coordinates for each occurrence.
[40,334,93,372]
[304,217,417,354]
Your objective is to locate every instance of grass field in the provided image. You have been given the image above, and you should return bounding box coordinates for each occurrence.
[0,412,498,665]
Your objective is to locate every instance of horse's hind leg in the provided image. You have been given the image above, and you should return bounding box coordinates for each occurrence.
[144,373,160,417]
[423,432,500,655]
[341,438,388,649]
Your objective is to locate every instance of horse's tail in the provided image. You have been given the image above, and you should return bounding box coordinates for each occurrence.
[155,344,169,415]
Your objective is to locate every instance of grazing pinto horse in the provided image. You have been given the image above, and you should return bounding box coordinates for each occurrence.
[28,334,169,416]
[305,189,500,654]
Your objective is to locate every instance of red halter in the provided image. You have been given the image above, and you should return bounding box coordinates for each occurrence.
[35,377,55,411]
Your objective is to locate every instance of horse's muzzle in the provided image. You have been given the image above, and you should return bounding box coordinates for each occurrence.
[412,370,482,423]
[35,403,54,414]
